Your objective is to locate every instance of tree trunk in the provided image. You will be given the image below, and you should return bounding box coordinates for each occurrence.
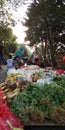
[41,0,57,68]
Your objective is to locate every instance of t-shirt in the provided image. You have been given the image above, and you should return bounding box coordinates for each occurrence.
[7,59,13,68]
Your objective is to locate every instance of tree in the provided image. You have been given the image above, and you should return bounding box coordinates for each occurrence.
[0,22,17,55]
[1,0,65,67]
[0,0,16,26]
[23,0,65,67]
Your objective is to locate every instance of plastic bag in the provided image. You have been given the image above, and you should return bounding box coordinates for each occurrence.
[0,117,11,130]
[6,111,24,129]
[0,89,24,129]
[0,103,24,129]
[55,69,64,74]
[0,89,6,105]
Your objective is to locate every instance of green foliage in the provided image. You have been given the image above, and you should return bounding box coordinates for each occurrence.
[42,83,65,106]
[0,23,17,55]
[9,80,65,123]
[53,76,65,89]
[0,6,15,26]
[23,0,65,67]
[24,0,65,46]
[6,42,17,54]
[0,0,4,7]
[0,23,13,41]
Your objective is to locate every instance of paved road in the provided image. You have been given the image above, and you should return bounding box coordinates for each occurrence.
[0,65,7,83]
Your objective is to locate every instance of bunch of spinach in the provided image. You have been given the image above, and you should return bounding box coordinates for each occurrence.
[9,80,65,123]
[53,76,65,88]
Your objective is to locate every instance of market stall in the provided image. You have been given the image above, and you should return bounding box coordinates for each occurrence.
[0,65,65,128]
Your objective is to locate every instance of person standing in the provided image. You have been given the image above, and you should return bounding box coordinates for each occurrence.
[0,40,4,69]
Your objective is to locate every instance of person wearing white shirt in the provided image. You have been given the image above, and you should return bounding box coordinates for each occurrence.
[7,54,13,69]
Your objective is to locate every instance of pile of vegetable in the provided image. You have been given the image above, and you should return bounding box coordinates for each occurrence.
[0,74,29,99]
[8,77,65,125]
[32,72,43,82]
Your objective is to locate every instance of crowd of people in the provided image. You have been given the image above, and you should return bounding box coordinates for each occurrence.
[6,54,52,70]
[0,52,52,71]
[6,55,36,70]
[0,40,52,70]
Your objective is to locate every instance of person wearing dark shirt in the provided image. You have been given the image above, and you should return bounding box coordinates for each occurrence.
[0,41,4,69]
[12,55,24,69]
[35,58,41,66]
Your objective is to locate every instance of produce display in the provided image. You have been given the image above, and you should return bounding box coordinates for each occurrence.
[1,65,65,126]
[0,75,29,99]
[32,71,43,82]
[7,65,54,82]
[8,76,65,125]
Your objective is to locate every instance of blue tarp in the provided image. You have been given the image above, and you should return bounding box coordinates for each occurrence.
[15,47,24,57]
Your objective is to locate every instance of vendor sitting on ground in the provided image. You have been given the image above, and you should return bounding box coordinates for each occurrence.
[6,54,13,69]
[12,55,24,69]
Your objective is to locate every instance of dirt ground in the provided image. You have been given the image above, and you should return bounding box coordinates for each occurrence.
[0,65,7,83]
